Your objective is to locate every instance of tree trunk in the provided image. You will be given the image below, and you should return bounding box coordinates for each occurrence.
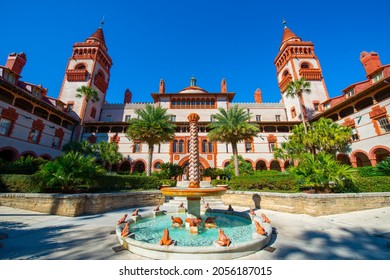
[147,145,154,176]
[298,94,307,134]
[79,98,89,141]
[232,142,239,176]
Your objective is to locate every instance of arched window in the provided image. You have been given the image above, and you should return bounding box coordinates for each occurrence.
[75,63,86,70]
[202,140,207,153]
[173,140,178,153]
[283,70,289,77]
[208,141,214,153]
[301,62,310,69]
[179,140,184,153]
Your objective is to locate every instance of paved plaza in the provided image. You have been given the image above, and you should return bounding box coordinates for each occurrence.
[0,205,389,260]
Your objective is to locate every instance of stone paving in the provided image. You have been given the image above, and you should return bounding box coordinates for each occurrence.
[0,205,389,260]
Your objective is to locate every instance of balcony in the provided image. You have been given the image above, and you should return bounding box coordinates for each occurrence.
[66,69,88,82]
[278,74,292,93]
[299,68,322,81]
[94,74,108,93]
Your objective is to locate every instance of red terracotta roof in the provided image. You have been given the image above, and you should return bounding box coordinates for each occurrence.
[87,27,106,46]
[281,27,301,47]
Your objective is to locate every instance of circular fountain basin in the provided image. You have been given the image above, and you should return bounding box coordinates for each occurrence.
[116,209,272,260]
[161,186,227,197]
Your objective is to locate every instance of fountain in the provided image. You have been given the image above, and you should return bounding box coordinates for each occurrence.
[115,113,272,259]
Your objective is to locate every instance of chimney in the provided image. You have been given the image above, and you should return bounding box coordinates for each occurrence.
[124,89,132,104]
[360,51,382,77]
[221,78,227,93]
[5,52,27,76]
[254,88,262,103]
[159,79,165,93]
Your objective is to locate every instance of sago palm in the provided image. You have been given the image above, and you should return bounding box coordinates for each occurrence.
[285,78,311,134]
[207,105,259,176]
[126,104,175,176]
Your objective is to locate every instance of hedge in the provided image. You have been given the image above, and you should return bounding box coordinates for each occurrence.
[354,166,386,177]
[93,174,161,191]
[0,174,44,193]
[228,174,300,192]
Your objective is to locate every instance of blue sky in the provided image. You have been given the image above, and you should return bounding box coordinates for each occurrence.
[1,0,389,104]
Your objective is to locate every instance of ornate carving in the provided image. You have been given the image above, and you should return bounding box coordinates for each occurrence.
[216,229,231,247]
[171,216,183,227]
[255,221,266,235]
[32,119,45,130]
[1,107,19,120]
[369,105,387,119]
[117,214,128,225]
[343,118,355,127]
[159,228,173,246]
[267,134,277,143]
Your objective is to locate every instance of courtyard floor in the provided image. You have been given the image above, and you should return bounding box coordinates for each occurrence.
[0,205,389,260]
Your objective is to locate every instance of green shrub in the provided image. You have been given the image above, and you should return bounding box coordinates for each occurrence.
[36,152,105,192]
[228,174,300,192]
[353,175,390,192]
[0,174,43,193]
[355,166,385,177]
[376,156,390,175]
[94,174,161,191]
[0,156,47,175]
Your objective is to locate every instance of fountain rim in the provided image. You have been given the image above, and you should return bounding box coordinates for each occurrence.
[160,186,227,197]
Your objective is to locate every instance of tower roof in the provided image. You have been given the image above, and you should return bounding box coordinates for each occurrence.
[87,27,106,46]
[280,26,301,49]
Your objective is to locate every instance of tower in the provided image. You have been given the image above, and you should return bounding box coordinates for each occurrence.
[58,25,112,123]
[274,22,329,120]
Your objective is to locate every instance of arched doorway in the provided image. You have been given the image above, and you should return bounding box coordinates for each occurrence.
[0,147,18,161]
[354,152,371,167]
[372,147,390,163]
[255,160,267,171]
[182,161,206,181]
[119,161,131,173]
[132,160,146,174]
[284,160,292,170]
[270,160,281,171]
[337,154,352,166]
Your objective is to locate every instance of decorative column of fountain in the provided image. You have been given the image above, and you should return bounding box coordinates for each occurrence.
[187,113,201,217]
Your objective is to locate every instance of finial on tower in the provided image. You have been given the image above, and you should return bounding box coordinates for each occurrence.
[100,16,105,28]
[282,19,287,28]
[190,76,197,87]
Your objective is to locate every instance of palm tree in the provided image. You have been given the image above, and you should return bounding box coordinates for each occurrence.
[207,105,259,176]
[76,86,100,139]
[126,104,175,176]
[285,78,311,134]
[94,141,123,172]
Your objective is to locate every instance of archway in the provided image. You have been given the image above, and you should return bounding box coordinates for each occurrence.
[119,160,131,173]
[269,160,281,171]
[284,160,292,170]
[39,154,52,161]
[0,147,18,162]
[353,152,371,167]
[337,154,352,166]
[370,146,390,164]
[255,160,267,171]
[132,160,146,174]
[19,151,37,158]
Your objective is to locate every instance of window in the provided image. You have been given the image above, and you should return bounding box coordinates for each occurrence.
[351,127,359,141]
[372,71,383,83]
[125,115,131,122]
[32,88,42,99]
[378,117,390,133]
[29,129,41,143]
[202,140,207,153]
[313,103,319,111]
[208,142,214,153]
[0,118,12,136]
[67,102,74,111]
[245,142,252,153]
[256,115,262,121]
[133,142,141,153]
[324,103,331,110]
[52,136,61,148]
[179,140,184,153]
[173,140,178,153]
[275,115,281,122]
[291,108,296,118]
[226,144,229,153]
[4,71,16,84]
[210,116,215,122]
[301,62,310,69]
[346,88,355,98]
[90,107,97,118]
[170,115,176,122]
[269,142,276,152]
